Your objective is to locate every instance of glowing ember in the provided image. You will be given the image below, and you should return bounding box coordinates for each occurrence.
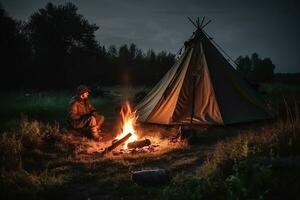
[115,101,139,149]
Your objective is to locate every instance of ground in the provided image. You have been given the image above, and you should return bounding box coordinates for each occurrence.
[37,117,210,199]
[0,84,300,200]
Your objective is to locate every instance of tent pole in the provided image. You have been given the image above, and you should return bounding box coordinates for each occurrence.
[200,16,205,28]
[201,20,211,29]
[187,17,198,29]
[191,76,196,124]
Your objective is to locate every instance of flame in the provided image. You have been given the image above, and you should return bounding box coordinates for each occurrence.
[115,101,138,149]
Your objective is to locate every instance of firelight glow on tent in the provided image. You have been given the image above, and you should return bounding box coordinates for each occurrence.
[135,17,273,125]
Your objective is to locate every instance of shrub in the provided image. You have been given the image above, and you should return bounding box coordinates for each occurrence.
[17,116,63,150]
[0,117,66,200]
[19,116,42,148]
[42,121,63,150]
[0,133,22,171]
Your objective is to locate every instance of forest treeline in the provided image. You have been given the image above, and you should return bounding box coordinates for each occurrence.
[0,2,278,90]
[0,2,175,90]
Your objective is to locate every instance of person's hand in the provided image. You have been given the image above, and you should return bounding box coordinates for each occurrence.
[90,109,98,116]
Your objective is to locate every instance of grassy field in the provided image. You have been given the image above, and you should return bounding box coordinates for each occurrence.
[0,84,300,200]
[0,86,148,131]
[0,91,113,131]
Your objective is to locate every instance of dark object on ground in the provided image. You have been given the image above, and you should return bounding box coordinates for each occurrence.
[179,127,196,139]
[127,138,151,149]
[131,169,171,186]
[100,133,132,155]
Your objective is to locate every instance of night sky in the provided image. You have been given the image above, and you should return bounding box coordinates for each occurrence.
[1,0,300,73]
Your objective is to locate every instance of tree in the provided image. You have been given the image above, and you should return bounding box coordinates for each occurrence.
[26,2,99,88]
[129,43,137,60]
[236,55,251,77]
[1,2,176,88]
[252,57,275,82]
[0,4,31,90]
[108,45,117,58]
[236,53,275,82]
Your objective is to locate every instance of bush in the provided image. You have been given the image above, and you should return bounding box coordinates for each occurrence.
[0,117,66,200]
[0,133,22,171]
[17,116,63,150]
[42,122,62,149]
[19,117,42,148]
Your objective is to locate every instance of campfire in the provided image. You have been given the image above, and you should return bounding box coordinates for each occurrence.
[115,101,139,149]
[100,101,156,155]
[98,101,185,156]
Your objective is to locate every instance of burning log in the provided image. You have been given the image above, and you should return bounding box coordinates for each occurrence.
[127,138,151,149]
[100,133,132,155]
[131,169,171,186]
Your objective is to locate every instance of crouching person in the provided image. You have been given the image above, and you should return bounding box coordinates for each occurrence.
[69,85,104,140]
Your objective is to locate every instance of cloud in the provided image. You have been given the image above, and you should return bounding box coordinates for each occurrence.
[1,0,299,72]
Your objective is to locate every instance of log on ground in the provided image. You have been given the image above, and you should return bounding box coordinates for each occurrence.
[100,133,132,155]
[127,138,151,149]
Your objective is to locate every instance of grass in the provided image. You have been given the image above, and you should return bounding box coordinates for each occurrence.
[162,98,300,200]
[0,117,67,200]
[260,82,300,117]
[260,82,300,95]
[0,83,299,199]
[0,90,117,131]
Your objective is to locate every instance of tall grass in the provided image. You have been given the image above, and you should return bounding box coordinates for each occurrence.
[0,116,64,171]
[0,133,22,171]
[0,117,67,200]
[162,102,300,200]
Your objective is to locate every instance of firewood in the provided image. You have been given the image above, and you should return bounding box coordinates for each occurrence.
[127,138,151,149]
[100,133,132,155]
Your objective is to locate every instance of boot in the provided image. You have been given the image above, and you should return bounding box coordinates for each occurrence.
[91,126,103,141]
[96,129,104,141]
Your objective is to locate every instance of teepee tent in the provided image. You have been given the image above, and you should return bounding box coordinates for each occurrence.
[135,17,273,125]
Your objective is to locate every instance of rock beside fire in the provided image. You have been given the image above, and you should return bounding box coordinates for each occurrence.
[131,169,171,186]
[127,138,151,149]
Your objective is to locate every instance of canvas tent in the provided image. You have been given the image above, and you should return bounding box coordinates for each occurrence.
[135,18,273,125]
